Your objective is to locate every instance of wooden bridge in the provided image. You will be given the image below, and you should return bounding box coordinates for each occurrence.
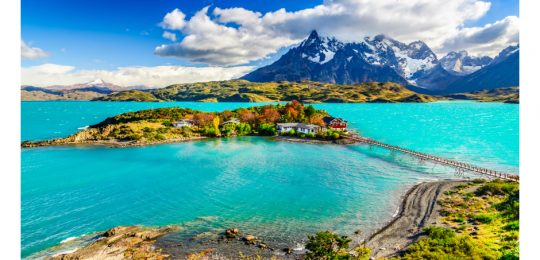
[344,135,519,182]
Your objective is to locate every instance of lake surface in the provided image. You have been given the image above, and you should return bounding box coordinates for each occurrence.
[21,101,519,258]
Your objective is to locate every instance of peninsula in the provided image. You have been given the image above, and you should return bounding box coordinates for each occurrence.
[21,101,353,148]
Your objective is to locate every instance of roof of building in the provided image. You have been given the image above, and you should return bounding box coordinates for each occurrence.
[323,116,347,125]
[221,118,240,125]
[174,119,194,124]
[277,123,320,129]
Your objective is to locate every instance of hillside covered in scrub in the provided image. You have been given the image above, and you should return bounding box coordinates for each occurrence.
[446,87,519,104]
[94,80,441,103]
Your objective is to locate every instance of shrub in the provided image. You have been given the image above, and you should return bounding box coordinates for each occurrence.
[257,123,277,136]
[236,123,252,135]
[221,124,237,137]
[476,180,518,196]
[155,134,166,141]
[453,216,465,223]
[305,231,352,259]
[473,213,496,224]
[162,120,173,127]
[402,227,500,259]
[504,221,519,231]
[125,133,142,141]
[157,127,169,134]
[352,246,370,260]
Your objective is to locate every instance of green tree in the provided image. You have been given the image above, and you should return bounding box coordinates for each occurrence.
[305,231,352,260]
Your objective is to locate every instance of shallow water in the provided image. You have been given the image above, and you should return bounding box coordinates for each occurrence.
[21,101,518,258]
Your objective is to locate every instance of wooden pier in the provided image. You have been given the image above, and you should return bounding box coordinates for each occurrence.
[344,135,519,182]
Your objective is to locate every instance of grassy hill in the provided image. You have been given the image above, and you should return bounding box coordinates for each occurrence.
[447,87,519,104]
[93,80,441,103]
[21,89,107,101]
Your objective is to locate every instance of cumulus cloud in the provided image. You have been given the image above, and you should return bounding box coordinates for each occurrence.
[21,40,49,60]
[159,8,186,30]
[155,7,297,66]
[21,63,254,88]
[162,31,177,42]
[155,0,519,65]
[439,16,519,56]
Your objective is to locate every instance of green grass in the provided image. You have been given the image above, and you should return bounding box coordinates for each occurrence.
[94,80,441,103]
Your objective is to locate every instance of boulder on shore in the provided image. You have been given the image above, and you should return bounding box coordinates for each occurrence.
[49,225,178,260]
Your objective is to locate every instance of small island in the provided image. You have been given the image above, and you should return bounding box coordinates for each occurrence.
[22,101,355,148]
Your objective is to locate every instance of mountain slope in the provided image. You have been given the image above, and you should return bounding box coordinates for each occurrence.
[439,51,492,75]
[241,31,519,94]
[241,31,435,87]
[94,80,441,103]
[442,50,519,94]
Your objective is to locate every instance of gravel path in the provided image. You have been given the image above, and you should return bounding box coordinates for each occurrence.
[364,180,466,258]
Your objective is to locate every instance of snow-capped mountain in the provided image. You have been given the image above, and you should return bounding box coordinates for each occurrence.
[360,34,438,82]
[439,51,492,75]
[490,45,519,65]
[241,30,519,93]
[47,79,124,93]
[298,30,344,64]
[242,30,443,88]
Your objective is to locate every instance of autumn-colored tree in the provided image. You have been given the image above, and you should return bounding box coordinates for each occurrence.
[284,100,304,121]
[193,113,214,127]
[184,114,194,120]
[285,106,299,121]
[212,116,221,136]
[221,110,233,120]
[260,107,280,123]
[239,109,257,123]
[309,114,326,127]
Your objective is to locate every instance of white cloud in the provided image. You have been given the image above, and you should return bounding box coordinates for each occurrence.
[439,16,519,57]
[21,40,49,60]
[159,8,186,30]
[155,0,519,65]
[155,7,297,66]
[162,31,177,42]
[21,63,254,88]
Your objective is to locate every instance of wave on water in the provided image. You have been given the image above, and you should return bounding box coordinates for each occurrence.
[26,232,100,260]
[60,236,78,244]
[77,125,89,130]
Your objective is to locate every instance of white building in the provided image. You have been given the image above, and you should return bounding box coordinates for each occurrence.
[221,118,240,126]
[276,123,321,134]
[173,119,194,128]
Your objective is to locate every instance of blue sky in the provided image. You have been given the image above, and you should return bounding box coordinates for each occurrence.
[21,0,519,87]
[22,0,322,69]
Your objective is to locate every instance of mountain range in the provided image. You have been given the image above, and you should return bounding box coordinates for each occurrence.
[242,30,519,94]
[21,79,151,101]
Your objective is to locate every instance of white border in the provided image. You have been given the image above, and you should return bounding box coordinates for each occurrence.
[520,0,540,259]
[0,0,21,259]
[3,0,538,259]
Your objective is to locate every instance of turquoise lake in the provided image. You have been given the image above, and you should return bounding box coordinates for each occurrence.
[21,101,519,258]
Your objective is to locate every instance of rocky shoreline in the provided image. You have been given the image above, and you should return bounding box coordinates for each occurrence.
[21,135,359,149]
[21,136,208,148]
[273,136,360,145]
[38,180,466,259]
[364,180,467,258]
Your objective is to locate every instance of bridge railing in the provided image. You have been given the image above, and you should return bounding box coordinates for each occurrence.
[344,135,519,182]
